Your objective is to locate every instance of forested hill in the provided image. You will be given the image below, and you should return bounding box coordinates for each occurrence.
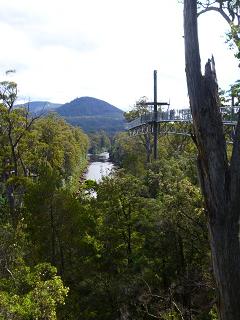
[57,96,123,116]
[55,96,125,134]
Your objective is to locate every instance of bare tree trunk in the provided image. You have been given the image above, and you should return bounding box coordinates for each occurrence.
[140,134,152,163]
[184,1,240,319]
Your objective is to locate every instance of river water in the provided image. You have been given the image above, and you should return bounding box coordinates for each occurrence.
[85,152,114,182]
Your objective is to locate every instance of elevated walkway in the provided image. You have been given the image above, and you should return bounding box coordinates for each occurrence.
[126,106,239,143]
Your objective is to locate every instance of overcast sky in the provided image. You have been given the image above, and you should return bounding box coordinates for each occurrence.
[0,0,239,110]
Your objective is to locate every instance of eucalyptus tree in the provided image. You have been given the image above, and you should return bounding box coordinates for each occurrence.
[0,81,40,222]
[184,0,240,319]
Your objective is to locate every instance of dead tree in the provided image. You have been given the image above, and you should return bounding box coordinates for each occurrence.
[184,0,240,319]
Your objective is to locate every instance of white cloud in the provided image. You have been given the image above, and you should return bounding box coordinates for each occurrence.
[0,0,238,110]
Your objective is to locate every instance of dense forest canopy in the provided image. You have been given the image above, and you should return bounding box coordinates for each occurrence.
[0,79,215,319]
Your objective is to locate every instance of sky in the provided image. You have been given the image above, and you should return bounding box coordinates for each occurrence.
[0,0,239,111]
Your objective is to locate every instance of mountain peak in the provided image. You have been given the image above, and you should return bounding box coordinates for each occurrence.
[57,96,123,117]
[55,96,125,133]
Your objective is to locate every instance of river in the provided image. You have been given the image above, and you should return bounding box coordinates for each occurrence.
[85,152,114,182]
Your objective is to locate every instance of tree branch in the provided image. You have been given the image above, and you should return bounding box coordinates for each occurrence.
[198,6,232,24]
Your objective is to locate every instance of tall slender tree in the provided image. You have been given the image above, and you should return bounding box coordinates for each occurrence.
[0,81,40,223]
[184,0,240,319]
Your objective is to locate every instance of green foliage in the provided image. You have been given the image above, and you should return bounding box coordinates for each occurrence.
[29,114,89,183]
[226,23,240,59]
[107,131,214,319]
[88,130,111,154]
[123,96,149,122]
[0,81,90,318]
[230,80,240,104]
[111,132,146,175]
[0,81,17,107]
[0,263,68,320]
[95,171,153,269]
[0,221,68,320]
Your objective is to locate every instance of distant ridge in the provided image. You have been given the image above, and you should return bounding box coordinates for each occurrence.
[16,101,62,113]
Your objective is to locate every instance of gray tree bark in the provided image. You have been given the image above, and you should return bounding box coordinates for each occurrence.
[184,1,240,319]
